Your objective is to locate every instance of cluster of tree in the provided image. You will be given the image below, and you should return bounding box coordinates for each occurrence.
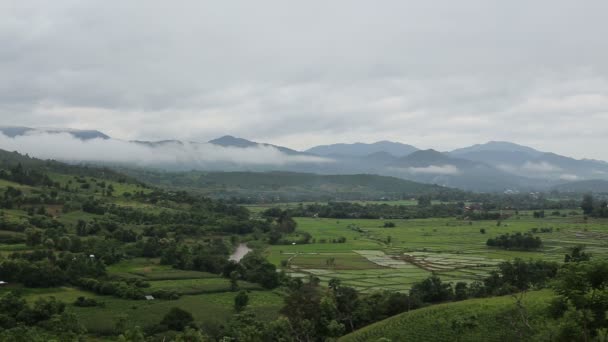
[530,227,553,234]
[213,276,421,341]
[0,251,106,287]
[73,296,103,307]
[0,292,86,340]
[548,259,608,340]
[160,238,231,274]
[223,253,280,289]
[76,277,152,300]
[278,201,465,219]
[486,232,542,250]
[581,193,608,218]
[0,163,56,187]
[262,209,308,245]
[469,192,579,211]
[215,258,559,341]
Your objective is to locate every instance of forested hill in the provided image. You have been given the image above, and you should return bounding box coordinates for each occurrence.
[119,170,467,202]
[0,149,285,340]
[0,149,137,184]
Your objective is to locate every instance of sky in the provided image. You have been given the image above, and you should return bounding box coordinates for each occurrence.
[2,0,608,160]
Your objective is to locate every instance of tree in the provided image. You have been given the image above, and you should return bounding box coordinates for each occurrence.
[333,285,359,331]
[410,275,453,303]
[552,260,608,340]
[230,270,240,291]
[160,307,194,331]
[117,326,145,342]
[277,213,297,233]
[240,253,279,289]
[234,290,249,312]
[417,195,432,207]
[564,245,591,263]
[582,194,595,215]
[173,327,209,342]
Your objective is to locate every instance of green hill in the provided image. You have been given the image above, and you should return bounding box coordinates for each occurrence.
[121,170,466,202]
[339,290,554,342]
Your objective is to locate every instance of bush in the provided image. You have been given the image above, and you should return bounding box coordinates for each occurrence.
[73,297,101,307]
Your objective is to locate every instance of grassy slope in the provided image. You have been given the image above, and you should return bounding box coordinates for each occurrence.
[340,290,554,342]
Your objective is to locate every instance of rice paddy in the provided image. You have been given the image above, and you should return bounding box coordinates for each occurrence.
[269,213,608,292]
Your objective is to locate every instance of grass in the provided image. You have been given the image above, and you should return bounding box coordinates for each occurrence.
[148,278,262,295]
[0,285,283,335]
[339,290,555,342]
[72,290,284,334]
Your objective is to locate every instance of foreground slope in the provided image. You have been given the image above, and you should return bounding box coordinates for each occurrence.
[340,290,553,342]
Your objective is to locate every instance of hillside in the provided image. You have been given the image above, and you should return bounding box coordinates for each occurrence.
[340,290,554,342]
[0,149,288,338]
[552,179,608,193]
[121,170,466,202]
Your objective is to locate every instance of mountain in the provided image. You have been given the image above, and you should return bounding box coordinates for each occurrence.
[209,135,306,155]
[552,179,608,193]
[449,141,608,183]
[208,135,258,148]
[450,141,543,157]
[0,126,110,140]
[3,129,608,193]
[306,141,418,157]
[385,149,543,192]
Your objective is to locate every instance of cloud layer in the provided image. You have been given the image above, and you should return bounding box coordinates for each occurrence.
[0,133,330,167]
[2,1,608,160]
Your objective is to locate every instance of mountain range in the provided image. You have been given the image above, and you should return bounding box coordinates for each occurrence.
[1,126,607,193]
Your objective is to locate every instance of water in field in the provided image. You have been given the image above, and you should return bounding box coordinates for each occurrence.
[229,243,252,262]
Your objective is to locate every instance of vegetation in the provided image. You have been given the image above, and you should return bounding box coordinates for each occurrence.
[120,170,467,203]
[486,232,542,250]
[1,148,608,340]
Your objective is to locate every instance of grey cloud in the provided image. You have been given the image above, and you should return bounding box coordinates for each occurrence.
[1,1,608,160]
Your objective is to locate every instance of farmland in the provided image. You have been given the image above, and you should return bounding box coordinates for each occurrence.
[268,212,608,292]
[0,256,284,335]
[1,148,608,340]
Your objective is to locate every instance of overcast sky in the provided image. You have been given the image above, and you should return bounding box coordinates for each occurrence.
[2,1,608,159]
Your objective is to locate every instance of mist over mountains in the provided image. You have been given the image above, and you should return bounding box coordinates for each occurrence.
[1,126,607,192]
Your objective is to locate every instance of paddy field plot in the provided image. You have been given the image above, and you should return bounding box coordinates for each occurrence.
[270,215,608,292]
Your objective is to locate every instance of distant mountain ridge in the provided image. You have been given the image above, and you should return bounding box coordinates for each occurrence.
[0,126,109,140]
[450,141,543,156]
[306,141,418,157]
[209,135,308,156]
[1,126,607,192]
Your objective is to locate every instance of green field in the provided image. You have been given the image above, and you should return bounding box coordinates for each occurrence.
[0,285,283,335]
[268,214,608,292]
